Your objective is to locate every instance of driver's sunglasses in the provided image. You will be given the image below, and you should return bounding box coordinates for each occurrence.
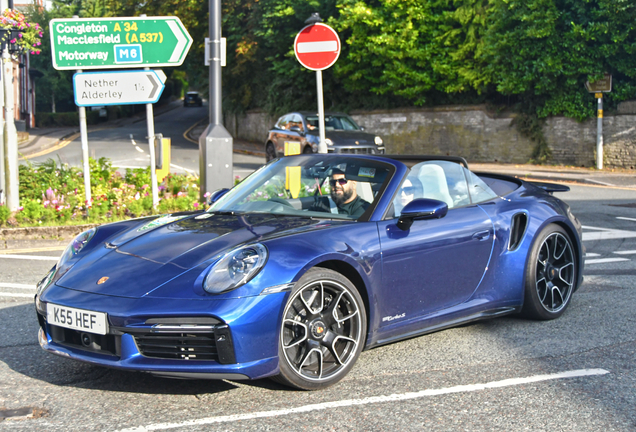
[329,178,349,186]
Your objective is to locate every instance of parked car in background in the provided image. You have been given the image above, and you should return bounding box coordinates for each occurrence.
[183,91,203,107]
[265,111,385,161]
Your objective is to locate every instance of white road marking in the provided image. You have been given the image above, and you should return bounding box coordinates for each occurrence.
[617,217,636,222]
[135,146,145,153]
[582,225,636,241]
[0,255,59,261]
[586,179,616,187]
[0,292,34,298]
[297,41,338,54]
[169,163,196,174]
[614,250,636,255]
[585,258,630,265]
[0,283,36,290]
[585,253,601,257]
[116,369,609,432]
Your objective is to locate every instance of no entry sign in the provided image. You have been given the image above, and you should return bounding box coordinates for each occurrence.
[294,23,340,71]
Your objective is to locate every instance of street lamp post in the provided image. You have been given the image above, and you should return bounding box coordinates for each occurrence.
[199,0,233,202]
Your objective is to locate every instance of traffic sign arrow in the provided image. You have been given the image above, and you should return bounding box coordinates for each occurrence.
[73,70,167,106]
[50,17,193,70]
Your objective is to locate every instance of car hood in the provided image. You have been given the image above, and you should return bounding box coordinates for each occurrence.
[309,130,377,146]
[56,213,325,298]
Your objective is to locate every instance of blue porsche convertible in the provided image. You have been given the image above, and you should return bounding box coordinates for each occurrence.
[35,154,583,390]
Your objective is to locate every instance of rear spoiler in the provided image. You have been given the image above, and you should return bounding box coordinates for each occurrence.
[529,182,570,194]
[384,155,469,169]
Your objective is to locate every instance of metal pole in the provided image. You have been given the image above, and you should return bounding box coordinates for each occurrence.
[596,93,603,170]
[77,69,91,215]
[199,0,233,201]
[210,0,222,126]
[146,69,159,208]
[3,44,18,210]
[316,70,327,153]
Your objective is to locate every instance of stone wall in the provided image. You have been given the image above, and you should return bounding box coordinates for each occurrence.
[227,105,636,168]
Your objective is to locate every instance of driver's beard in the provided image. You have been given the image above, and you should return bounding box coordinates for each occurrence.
[332,187,354,206]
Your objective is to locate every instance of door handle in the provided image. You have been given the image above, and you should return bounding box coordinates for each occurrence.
[472,230,490,241]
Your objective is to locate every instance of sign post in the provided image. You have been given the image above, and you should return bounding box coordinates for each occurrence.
[585,74,612,170]
[294,15,341,154]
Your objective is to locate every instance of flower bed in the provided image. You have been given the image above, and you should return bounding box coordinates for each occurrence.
[0,157,205,227]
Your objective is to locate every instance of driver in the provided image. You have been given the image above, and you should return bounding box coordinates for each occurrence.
[311,168,370,217]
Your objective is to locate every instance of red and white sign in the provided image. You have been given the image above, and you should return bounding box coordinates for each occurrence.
[294,23,341,71]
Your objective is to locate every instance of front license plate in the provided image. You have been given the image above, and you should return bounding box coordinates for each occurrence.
[46,303,108,335]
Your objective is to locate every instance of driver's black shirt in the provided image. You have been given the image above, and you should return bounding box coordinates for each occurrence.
[310,195,370,218]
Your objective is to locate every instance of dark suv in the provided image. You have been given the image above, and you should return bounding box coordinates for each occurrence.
[265,111,385,161]
[184,91,203,107]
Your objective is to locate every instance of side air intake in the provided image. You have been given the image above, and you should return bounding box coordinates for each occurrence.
[508,212,528,251]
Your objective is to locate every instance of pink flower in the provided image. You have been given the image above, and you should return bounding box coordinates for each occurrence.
[193,202,199,208]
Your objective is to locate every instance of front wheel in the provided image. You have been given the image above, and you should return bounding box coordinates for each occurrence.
[266,142,277,162]
[522,224,577,320]
[273,268,367,390]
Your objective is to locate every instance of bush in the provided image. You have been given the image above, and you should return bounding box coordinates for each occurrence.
[35,111,100,127]
[6,156,205,227]
[0,204,9,224]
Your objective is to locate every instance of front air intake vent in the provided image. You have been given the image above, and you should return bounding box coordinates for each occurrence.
[509,212,528,251]
[134,332,219,361]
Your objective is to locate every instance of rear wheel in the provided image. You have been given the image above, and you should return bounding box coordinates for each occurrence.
[273,268,366,390]
[522,224,577,320]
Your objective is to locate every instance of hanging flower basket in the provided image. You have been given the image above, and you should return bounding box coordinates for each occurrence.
[0,9,43,55]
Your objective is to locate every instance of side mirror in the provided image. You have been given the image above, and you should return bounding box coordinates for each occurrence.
[397,198,448,231]
[208,188,230,205]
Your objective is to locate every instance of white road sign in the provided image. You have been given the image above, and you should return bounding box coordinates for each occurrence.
[73,69,167,106]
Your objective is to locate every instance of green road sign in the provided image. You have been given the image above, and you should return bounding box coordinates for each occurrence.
[50,17,192,70]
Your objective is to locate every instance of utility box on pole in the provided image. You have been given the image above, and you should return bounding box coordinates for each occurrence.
[199,124,233,197]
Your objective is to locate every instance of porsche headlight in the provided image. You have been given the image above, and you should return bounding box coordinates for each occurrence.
[58,228,96,270]
[203,244,268,294]
[325,138,334,146]
[374,136,383,145]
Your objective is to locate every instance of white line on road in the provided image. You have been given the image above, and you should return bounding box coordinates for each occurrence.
[169,163,196,174]
[0,255,59,261]
[617,217,636,222]
[585,253,601,257]
[585,258,630,265]
[0,292,34,298]
[116,369,609,432]
[614,250,636,255]
[0,283,36,290]
[582,225,636,241]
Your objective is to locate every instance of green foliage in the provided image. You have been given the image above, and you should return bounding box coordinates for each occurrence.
[0,205,10,224]
[35,111,101,127]
[3,157,205,227]
[24,0,636,129]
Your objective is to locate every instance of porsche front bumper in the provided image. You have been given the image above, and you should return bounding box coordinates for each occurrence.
[36,285,287,380]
